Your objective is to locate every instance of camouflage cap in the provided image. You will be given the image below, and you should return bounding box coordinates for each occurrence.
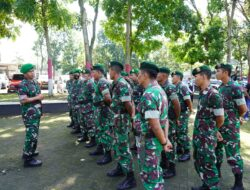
[92,64,105,73]
[171,71,183,79]
[140,61,159,73]
[82,69,91,74]
[20,63,35,74]
[109,61,124,70]
[192,65,211,76]
[74,68,82,74]
[130,68,139,75]
[215,63,232,73]
[159,67,171,74]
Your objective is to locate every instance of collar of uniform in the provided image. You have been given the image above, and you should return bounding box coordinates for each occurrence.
[221,79,233,87]
[200,86,211,95]
[145,80,157,90]
[162,80,169,88]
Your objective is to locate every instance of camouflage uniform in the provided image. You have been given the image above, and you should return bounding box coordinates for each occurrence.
[71,79,82,128]
[215,80,245,175]
[175,82,191,155]
[135,81,168,190]
[18,79,42,157]
[110,76,134,174]
[193,86,224,189]
[78,78,96,138]
[132,82,144,107]
[66,79,74,124]
[161,81,178,164]
[93,77,114,152]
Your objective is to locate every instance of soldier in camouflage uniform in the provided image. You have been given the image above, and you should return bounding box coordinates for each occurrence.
[70,69,82,134]
[135,62,172,190]
[77,69,96,146]
[89,64,113,165]
[157,67,181,179]
[172,71,193,162]
[66,71,74,128]
[129,68,144,151]
[107,61,136,190]
[215,64,247,190]
[192,65,225,190]
[18,63,44,167]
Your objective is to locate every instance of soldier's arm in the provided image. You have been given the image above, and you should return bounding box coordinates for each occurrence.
[182,86,193,112]
[215,116,224,128]
[185,99,193,112]
[233,86,247,116]
[20,94,43,105]
[172,99,181,120]
[211,92,224,128]
[238,105,247,117]
[124,101,134,117]
[100,82,112,106]
[103,93,112,106]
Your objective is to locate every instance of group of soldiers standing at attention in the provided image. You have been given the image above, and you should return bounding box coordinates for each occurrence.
[18,61,247,190]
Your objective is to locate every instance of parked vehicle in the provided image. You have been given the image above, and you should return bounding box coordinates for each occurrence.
[0,73,9,89]
[38,74,48,89]
[7,74,24,93]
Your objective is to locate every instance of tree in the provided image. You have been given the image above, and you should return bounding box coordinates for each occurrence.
[14,0,74,96]
[78,0,99,69]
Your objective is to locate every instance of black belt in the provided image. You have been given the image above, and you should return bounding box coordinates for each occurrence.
[79,99,92,104]
[93,101,105,107]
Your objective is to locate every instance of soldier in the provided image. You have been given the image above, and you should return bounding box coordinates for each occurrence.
[90,64,113,165]
[107,61,136,190]
[70,69,82,135]
[18,63,44,167]
[135,61,172,190]
[215,64,247,190]
[191,65,224,190]
[157,67,181,179]
[66,71,74,128]
[171,71,193,162]
[129,68,144,151]
[77,69,96,147]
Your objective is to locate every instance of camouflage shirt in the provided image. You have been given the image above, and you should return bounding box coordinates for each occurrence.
[135,81,168,134]
[175,82,191,112]
[132,82,144,106]
[161,81,178,120]
[93,77,111,104]
[71,79,82,106]
[218,80,246,123]
[78,78,95,113]
[18,79,42,117]
[110,76,132,114]
[193,86,224,144]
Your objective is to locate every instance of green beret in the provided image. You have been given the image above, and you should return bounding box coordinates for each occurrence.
[140,61,159,73]
[69,71,74,75]
[109,61,124,70]
[159,67,171,74]
[92,64,105,73]
[20,63,35,74]
[73,68,82,74]
[82,69,91,74]
[192,65,211,76]
[130,68,139,75]
[171,71,183,79]
[215,63,232,73]
[121,71,129,77]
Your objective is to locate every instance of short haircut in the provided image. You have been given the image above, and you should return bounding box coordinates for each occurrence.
[111,65,122,74]
[141,69,158,79]
[221,68,231,76]
[200,70,211,79]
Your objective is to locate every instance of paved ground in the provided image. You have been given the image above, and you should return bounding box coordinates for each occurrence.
[0,112,250,190]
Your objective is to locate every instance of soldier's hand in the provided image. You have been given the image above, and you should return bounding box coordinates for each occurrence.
[217,131,223,142]
[37,94,44,100]
[163,139,172,152]
[176,120,181,126]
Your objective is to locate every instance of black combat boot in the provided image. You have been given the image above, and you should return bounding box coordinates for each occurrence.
[96,150,112,165]
[66,120,74,128]
[23,155,42,168]
[163,162,176,179]
[232,173,244,190]
[191,184,209,190]
[77,133,88,143]
[89,144,104,156]
[216,163,222,178]
[85,136,96,148]
[71,125,81,134]
[178,150,190,162]
[22,151,39,159]
[107,163,124,177]
[117,172,136,190]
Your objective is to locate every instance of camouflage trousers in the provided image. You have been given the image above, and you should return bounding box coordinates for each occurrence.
[113,113,134,174]
[193,137,220,189]
[176,111,190,155]
[79,111,96,138]
[215,120,244,175]
[72,105,80,128]
[165,119,177,164]
[23,116,41,157]
[95,107,113,152]
[139,137,164,190]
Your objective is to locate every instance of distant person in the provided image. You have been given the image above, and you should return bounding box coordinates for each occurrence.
[243,83,250,121]
[188,77,195,102]
[18,63,44,167]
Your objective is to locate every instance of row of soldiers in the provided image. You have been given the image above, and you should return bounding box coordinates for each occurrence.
[17,61,246,190]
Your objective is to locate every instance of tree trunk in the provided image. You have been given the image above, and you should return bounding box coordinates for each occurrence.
[248,43,250,83]
[125,0,132,72]
[78,0,91,69]
[225,0,236,64]
[42,0,53,96]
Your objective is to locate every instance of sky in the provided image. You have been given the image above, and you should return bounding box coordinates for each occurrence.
[0,0,244,65]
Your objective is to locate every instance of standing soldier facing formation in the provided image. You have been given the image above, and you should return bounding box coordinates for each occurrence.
[66,71,74,128]
[215,64,247,190]
[18,63,44,167]
[172,71,193,162]
[157,66,181,179]
[192,65,225,190]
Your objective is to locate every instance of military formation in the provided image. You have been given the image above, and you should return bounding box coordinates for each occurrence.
[18,62,247,190]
